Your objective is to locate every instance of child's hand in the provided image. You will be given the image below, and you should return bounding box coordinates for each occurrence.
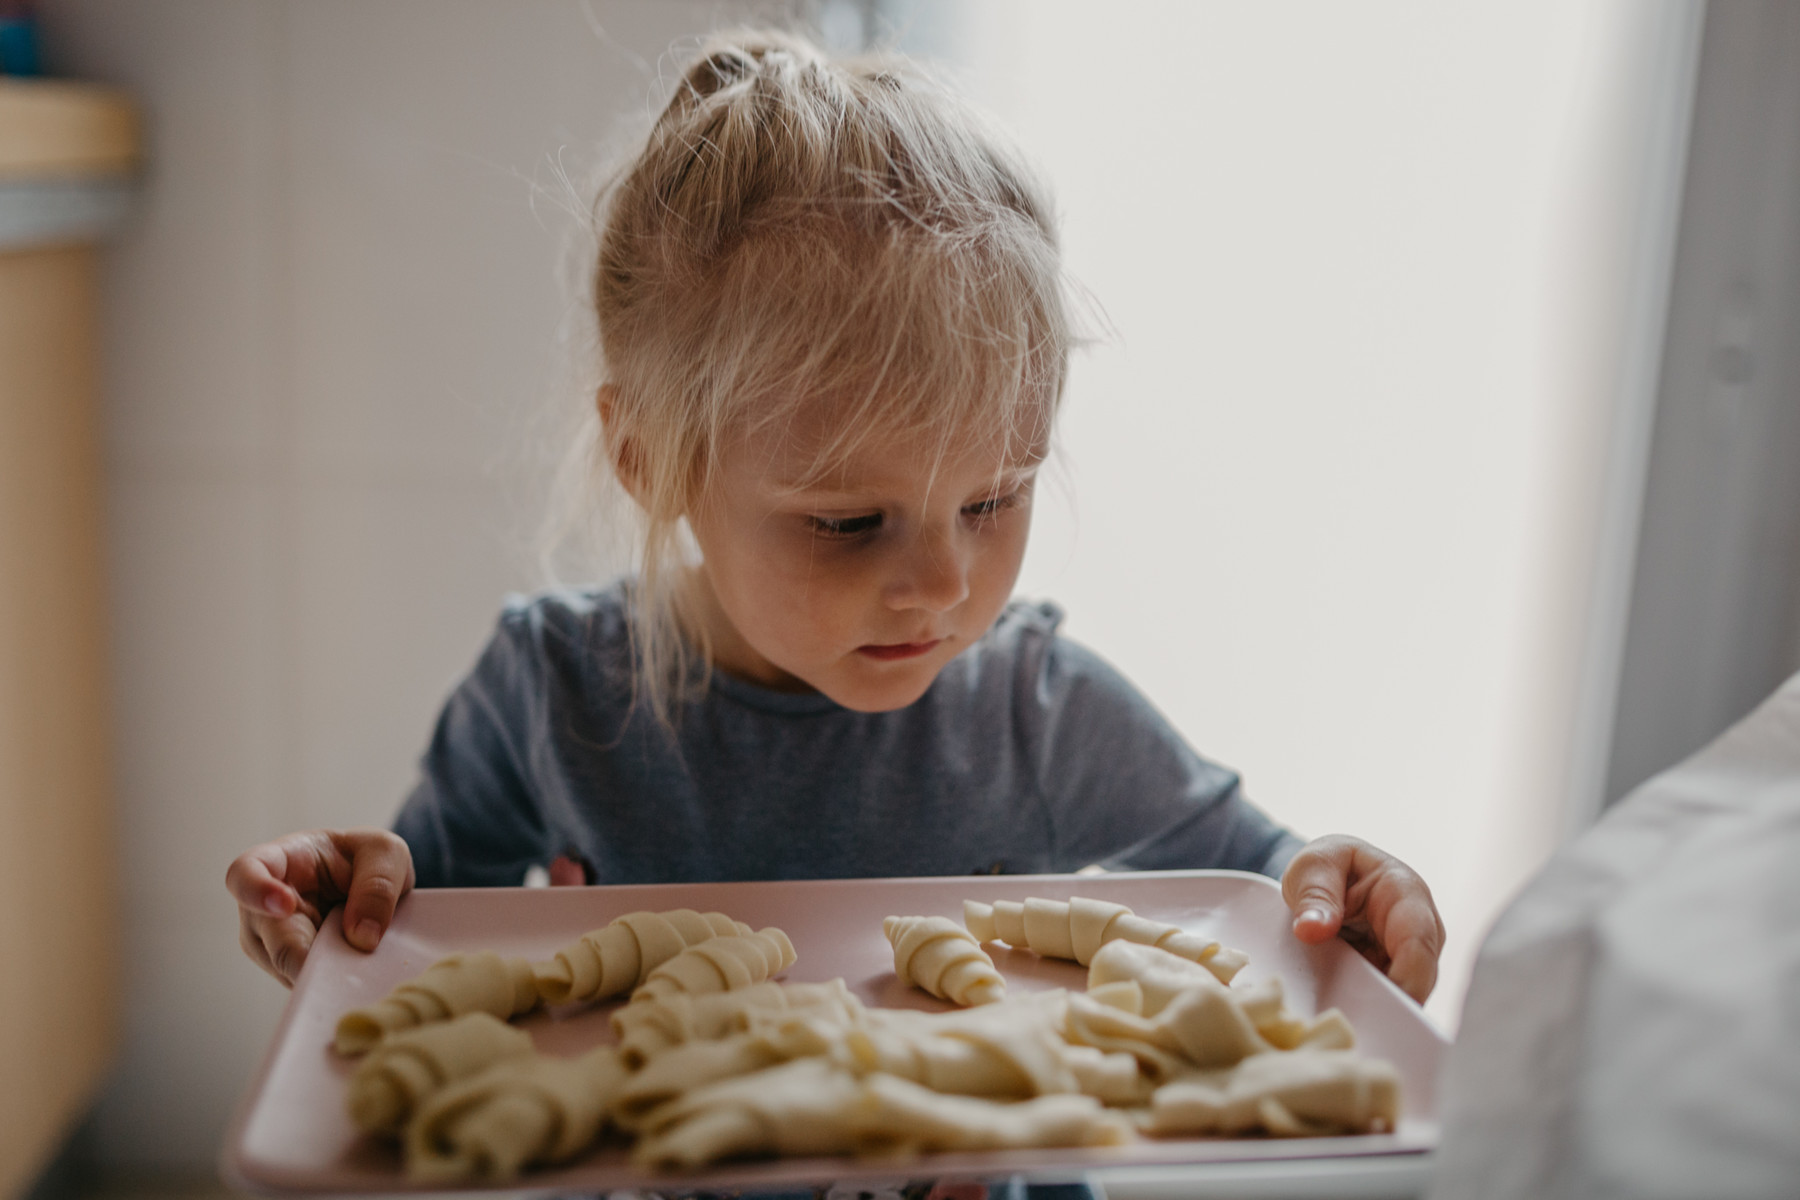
[1281,834,1444,1004]
[225,829,415,987]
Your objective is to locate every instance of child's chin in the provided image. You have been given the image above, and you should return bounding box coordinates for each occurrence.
[818,666,941,713]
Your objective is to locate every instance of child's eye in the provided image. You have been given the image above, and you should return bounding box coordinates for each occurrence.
[808,513,883,539]
[963,490,1023,525]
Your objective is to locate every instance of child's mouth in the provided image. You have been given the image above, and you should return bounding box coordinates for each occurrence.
[856,639,942,661]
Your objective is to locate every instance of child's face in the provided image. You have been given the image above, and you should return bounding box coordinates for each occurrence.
[685,404,1044,712]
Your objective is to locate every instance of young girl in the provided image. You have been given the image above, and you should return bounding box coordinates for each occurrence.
[227,30,1443,1006]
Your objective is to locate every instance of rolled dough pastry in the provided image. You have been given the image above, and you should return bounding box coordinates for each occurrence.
[334,950,539,1056]
[1088,941,1355,1055]
[533,909,750,1006]
[631,1059,870,1169]
[1145,1048,1401,1137]
[633,1058,1135,1170]
[405,1045,630,1182]
[848,1023,1066,1099]
[1084,939,1247,1016]
[629,927,797,1004]
[965,896,1246,981]
[613,1033,786,1126]
[883,915,1006,1006]
[345,1011,533,1135]
[1060,991,1189,1082]
[856,1072,1136,1154]
[849,991,1147,1105]
[611,978,865,1067]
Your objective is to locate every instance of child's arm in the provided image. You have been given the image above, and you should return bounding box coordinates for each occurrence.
[225,828,415,986]
[1282,834,1444,1004]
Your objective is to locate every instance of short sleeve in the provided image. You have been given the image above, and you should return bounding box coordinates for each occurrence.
[391,608,557,888]
[1017,621,1302,878]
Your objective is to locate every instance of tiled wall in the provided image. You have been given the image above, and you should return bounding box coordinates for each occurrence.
[40,0,708,1169]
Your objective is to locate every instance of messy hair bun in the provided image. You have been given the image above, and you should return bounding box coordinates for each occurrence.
[579,28,1071,722]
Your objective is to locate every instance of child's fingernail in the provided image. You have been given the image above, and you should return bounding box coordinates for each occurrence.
[263,893,288,916]
[1300,908,1329,925]
[354,920,381,948]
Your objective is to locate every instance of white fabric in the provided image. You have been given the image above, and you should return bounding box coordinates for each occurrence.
[1430,671,1800,1199]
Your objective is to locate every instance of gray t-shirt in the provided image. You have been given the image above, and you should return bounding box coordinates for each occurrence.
[394,583,1302,888]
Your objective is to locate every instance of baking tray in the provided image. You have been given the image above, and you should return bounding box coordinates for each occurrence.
[223,870,1447,1195]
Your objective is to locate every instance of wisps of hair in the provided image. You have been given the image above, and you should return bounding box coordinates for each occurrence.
[556,27,1073,725]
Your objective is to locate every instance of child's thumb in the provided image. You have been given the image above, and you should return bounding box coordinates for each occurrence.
[1281,844,1349,942]
[336,829,415,953]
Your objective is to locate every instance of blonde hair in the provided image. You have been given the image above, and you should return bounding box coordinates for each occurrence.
[571,28,1071,722]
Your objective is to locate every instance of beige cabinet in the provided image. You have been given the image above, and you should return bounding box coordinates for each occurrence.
[0,79,137,1199]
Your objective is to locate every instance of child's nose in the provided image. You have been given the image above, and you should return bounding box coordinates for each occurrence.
[886,529,970,613]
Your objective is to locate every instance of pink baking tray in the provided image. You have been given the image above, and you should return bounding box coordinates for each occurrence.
[223,871,1446,1194]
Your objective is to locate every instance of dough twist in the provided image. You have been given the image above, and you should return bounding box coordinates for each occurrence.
[633,1059,1133,1170]
[335,950,539,1056]
[345,1012,533,1135]
[405,1046,630,1183]
[1065,945,1360,1081]
[611,978,864,1067]
[964,896,1248,981]
[1086,939,1353,1053]
[849,992,1147,1105]
[1144,1049,1401,1137]
[629,928,797,1004]
[611,1015,854,1128]
[533,909,750,1006]
[883,915,1006,1007]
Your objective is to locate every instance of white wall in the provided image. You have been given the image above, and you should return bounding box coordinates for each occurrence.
[947,1,1695,1028]
[38,0,1693,1171]
[41,0,710,1170]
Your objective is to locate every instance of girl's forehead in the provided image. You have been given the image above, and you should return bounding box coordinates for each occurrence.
[730,401,1049,496]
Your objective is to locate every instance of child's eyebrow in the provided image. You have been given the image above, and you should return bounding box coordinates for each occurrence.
[769,467,1039,503]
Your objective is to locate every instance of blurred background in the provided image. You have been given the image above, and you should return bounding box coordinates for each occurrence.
[3,0,1798,1196]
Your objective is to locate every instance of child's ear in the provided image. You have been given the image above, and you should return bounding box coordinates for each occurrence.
[596,383,648,504]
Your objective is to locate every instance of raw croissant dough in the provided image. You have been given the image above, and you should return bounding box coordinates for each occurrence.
[345,1012,534,1134]
[337,897,1402,1175]
[883,914,1005,1006]
[1144,1049,1401,1137]
[633,1058,1133,1171]
[534,909,751,1005]
[611,978,864,1067]
[629,928,797,1004]
[406,1045,630,1182]
[849,993,1148,1105]
[1084,940,1355,1058]
[614,1014,856,1125]
[965,896,1248,981]
[335,950,539,1056]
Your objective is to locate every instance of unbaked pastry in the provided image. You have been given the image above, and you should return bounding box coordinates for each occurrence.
[631,1059,869,1169]
[1087,941,1355,1055]
[628,928,797,1004]
[611,978,865,1068]
[405,1045,629,1182]
[1087,939,1250,1016]
[345,1012,534,1135]
[1059,991,1189,1082]
[965,896,1247,981]
[883,915,1006,1006]
[1144,1049,1401,1137]
[849,997,1147,1105]
[632,1058,1134,1170]
[855,1071,1135,1154]
[335,950,539,1056]
[533,909,750,1006]
[847,1009,1073,1098]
